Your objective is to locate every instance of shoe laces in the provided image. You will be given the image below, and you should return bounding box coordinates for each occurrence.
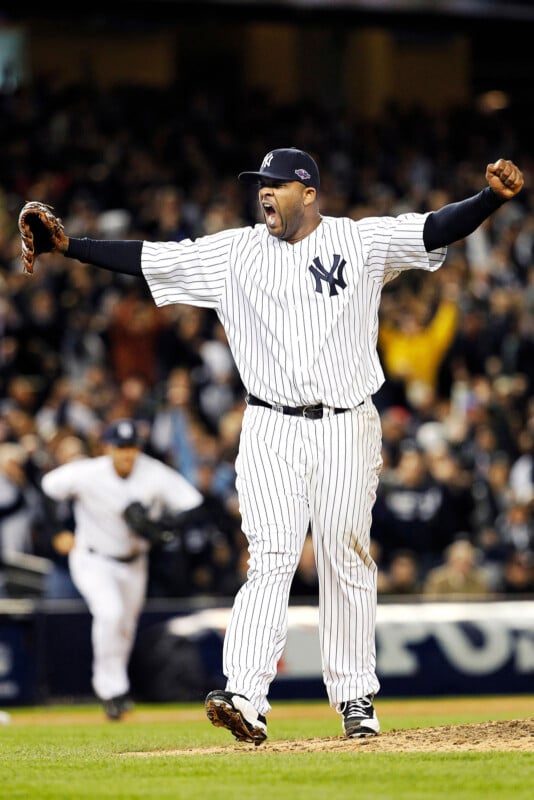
[343,696,373,718]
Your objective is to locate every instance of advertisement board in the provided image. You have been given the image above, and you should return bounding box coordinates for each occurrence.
[134,601,534,700]
[2,600,533,704]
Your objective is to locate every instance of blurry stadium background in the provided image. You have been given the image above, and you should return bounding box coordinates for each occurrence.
[1,0,534,707]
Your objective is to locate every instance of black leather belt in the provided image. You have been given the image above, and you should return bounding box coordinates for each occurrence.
[246,394,351,420]
[87,547,141,563]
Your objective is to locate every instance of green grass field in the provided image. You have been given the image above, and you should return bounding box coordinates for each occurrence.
[0,697,533,800]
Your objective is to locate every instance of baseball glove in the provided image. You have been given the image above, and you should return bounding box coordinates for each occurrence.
[123,501,181,547]
[18,201,67,274]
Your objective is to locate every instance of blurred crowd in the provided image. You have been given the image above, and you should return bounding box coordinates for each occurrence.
[1,77,534,601]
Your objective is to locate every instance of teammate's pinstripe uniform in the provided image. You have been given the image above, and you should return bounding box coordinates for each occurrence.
[41,419,203,720]
[28,146,524,741]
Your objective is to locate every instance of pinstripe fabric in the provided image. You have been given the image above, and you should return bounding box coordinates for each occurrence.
[142,215,446,407]
[142,213,446,715]
[224,400,383,714]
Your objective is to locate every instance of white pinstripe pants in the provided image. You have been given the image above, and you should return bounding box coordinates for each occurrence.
[69,547,148,701]
[223,398,382,715]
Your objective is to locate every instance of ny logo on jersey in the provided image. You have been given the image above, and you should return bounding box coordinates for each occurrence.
[309,254,347,296]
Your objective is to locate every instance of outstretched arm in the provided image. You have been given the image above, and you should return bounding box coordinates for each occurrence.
[423,158,524,252]
[66,238,143,276]
[18,200,145,276]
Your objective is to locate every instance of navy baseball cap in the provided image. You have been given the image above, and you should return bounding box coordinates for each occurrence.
[102,419,141,448]
[238,148,320,190]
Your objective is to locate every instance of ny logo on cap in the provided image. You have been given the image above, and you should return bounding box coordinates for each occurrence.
[118,421,135,438]
[261,152,274,169]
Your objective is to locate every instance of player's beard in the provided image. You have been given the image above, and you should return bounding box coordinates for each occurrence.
[264,204,304,242]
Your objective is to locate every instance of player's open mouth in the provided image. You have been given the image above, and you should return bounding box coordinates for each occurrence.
[262,203,278,227]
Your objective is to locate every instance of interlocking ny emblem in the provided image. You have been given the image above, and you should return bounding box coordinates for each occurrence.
[309,254,347,296]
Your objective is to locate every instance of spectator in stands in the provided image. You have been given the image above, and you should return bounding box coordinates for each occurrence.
[471,450,515,587]
[379,405,413,471]
[36,434,86,600]
[197,318,243,432]
[499,550,534,595]
[0,442,43,597]
[378,279,460,400]
[157,305,208,379]
[495,500,534,557]
[142,185,194,242]
[423,441,475,536]
[371,440,460,575]
[108,284,165,387]
[422,538,492,598]
[0,442,36,560]
[509,428,534,505]
[444,302,493,380]
[378,549,421,596]
[151,366,212,486]
[106,373,157,431]
[209,402,245,515]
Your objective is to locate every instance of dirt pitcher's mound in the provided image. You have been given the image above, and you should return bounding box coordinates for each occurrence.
[125,717,534,755]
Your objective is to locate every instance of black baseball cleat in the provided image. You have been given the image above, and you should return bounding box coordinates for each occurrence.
[341,695,380,738]
[102,693,134,721]
[205,690,268,746]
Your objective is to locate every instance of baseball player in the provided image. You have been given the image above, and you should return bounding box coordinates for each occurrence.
[20,149,523,741]
[40,418,203,720]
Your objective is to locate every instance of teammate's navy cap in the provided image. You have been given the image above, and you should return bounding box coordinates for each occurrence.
[102,418,141,448]
[238,148,320,190]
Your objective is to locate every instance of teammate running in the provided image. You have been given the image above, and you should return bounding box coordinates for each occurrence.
[20,148,524,741]
[41,418,203,720]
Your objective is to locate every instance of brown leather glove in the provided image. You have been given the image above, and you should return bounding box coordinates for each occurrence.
[18,201,68,274]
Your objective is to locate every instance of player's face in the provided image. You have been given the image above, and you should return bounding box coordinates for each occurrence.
[109,445,140,478]
[258,180,317,243]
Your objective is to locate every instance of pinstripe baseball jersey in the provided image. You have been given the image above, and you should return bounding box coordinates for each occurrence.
[142,214,446,407]
[41,453,203,557]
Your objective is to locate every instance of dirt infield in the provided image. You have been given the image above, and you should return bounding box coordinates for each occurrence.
[11,697,534,753]
[124,718,534,755]
[126,698,533,755]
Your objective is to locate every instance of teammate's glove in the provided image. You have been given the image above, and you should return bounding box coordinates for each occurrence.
[123,501,180,547]
[18,201,68,274]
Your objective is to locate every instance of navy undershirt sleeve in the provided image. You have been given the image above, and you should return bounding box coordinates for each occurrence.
[423,187,506,252]
[66,238,143,276]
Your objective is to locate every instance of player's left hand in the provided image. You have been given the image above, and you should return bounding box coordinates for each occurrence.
[52,530,75,555]
[486,159,524,199]
[123,501,179,546]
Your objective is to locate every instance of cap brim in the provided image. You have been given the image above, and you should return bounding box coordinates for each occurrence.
[238,171,265,183]
[238,170,302,184]
[105,438,140,448]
